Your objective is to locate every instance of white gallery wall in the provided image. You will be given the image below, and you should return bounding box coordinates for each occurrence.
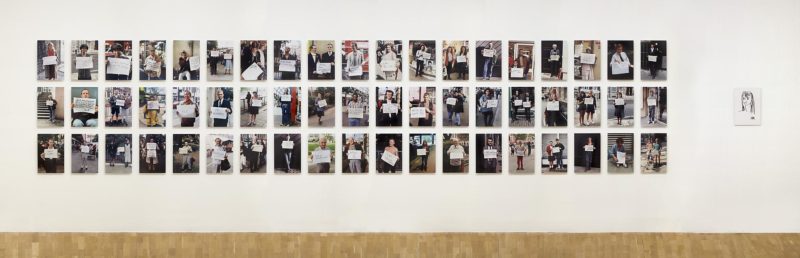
[0,0,798,232]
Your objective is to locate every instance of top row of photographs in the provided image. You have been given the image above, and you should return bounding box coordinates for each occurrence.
[36,40,667,82]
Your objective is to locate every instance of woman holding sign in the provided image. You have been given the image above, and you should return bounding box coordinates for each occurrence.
[209,138,227,173]
[44,42,58,80]
[314,92,326,125]
[249,138,266,172]
[445,137,466,173]
[478,89,496,127]
[39,138,61,173]
[344,137,363,173]
[416,93,434,126]
[583,137,595,172]
[76,44,92,80]
[416,141,430,172]
[609,43,633,80]
[177,51,192,80]
[71,88,98,127]
[609,137,628,168]
[345,94,365,127]
[514,140,526,171]
[614,91,626,125]
[177,90,199,127]
[443,46,455,80]
[143,138,160,172]
[246,91,262,127]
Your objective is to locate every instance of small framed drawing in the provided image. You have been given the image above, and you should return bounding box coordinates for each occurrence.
[733,88,761,126]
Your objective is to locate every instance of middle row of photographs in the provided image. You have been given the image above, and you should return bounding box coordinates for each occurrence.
[37,86,668,129]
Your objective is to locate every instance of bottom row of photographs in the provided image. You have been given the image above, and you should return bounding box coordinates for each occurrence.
[37,133,667,174]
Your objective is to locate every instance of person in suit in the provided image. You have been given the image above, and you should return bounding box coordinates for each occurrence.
[307,44,321,79]
[378,90,401,126]
[211,89,232,127]
[481,137,498,173]
[319,43,335,79]
[547,43,561,80]
[646,42,662,79]
[208,47,219,76]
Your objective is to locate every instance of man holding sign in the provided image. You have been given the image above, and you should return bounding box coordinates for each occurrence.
[105,43,130,80]
[311,137,332,173]
[553,138,566,170]
[176,90,199,127]
[480,137,499,173]
[74,43,93,80]
[480,42,497,80]
[72,88,98,127]
[381,138,400,173]
[344,137,364,173]
[211,89,232,127]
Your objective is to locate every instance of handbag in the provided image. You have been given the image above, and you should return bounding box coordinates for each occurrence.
[220,157,231,171]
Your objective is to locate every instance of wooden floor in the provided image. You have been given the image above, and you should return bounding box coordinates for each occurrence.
[1,233,798,258]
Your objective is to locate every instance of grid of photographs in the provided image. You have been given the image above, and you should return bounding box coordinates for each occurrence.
[36,39,667,175]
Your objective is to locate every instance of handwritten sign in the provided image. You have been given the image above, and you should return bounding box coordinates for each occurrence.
[42,56,58,66]
[546,101,559,111]
[584,98,594,105]
[189,56,200,71]
[250,99,262,107]
[178,147,189,154]
[144,59,157,71]
[80,146,90,153]
[278,95,290,102]
[146,150,156,158]
[410,107,426,118]
[611,62,629,75]
[580,53,596,64]
[177,105,196,118]
[416,148,426,156]
[648,55,657,62]
[381,151,398,167]
[514,100,523,106]
[382,103,398,114]
[44,149,58,159]
[146,143,157,150]
[224,54,232,59]
[75,56,93,69]
[647,98,657,106]
[522,101,532,108]
[584,145,595,152]
[380,61,396,71]
[552,147,561,153]
[510,68,523,78]
[46,100,54,106]
[73,98,96,114]
[456,56,466,63]
[117,147,125,153]
[317,100,327,107]
[281,140,294,149]
[348,67,363,77]
[348,107,363,118]
[210,107,228,119]
[483,149,497,159]
[549,54,560,61]
[312,149,331,164]
[449,150,464,160]
[615,99,625,105]
[210,50,220,57]
[482,49,495,58]
[115,99,125,106]
[616,152,626,164]
[316,63,331,73]
[241,63,263,80]
[278,60,296,72]
[515,150,525,156]
[446,98,457,105]
[251,144,263,153]
[486,99,498,108]
[106,57,131,75]
[211,149,226,160]
[347,150,362,160]
[146,101,159,110]
[421,52,431,60]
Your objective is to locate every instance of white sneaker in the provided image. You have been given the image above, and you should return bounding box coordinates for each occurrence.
[623,163,628,168]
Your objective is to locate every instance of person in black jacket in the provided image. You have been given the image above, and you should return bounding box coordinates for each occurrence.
[46,95,58,124]
[319,43,335,80]
[378,90,401,126]
[646,42,662,79]
[553,138,566,170]
[211,89,232,127]
[307,44,320,79]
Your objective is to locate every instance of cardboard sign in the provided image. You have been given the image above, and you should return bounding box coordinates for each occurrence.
[584,98,594,105]
[348,107,363,118]
[251,99,263,107]
[611,62,629,75]
[73,98,96,114]
[242,63,263,80]
[486,99,498,108]
[615,99,625,105]
[317,100,327,107]
[146,101,159,110]
[210,50,220,57]
[189,56,200,71]
[647,98,657,106]
[211,149,226,160]
[616,152,626,164]
[482,49,495,58]
[80,146,90,153]
[44,149,58,159]
[648,55,658,62]
[146,143,157,150]
[381,151,398,166]
[115,99,125,106]
[117,147,125,153]
[416,148,427,156]
[584,145,595,152]
[410,107,426,118]
[316,63,331,73]
[347,150,362,160]
[546,101,559,111]
[510,68,523,78]
[456,56,466,63]
[281,140,294,149]
[483,149,497,159]
[580,53,596,64]
[278,60,296,72]
[522,101,532,108]
[146,150,156,158]
[449,150,464,160]
[380,60,396,71]
[106,57,131,75]
[42,56,58,66]
[382,103,398,114]
[312,149,331,164]
[46,100,54,106]
[280,95,291,102]
[176,105,196,118]
[514,100,523,106]
[224,54,232,59]
[75,56,93,69]
[549,54,560,61]
[446,98,457,105]
[210,107,228,119]
[251,144,263,153]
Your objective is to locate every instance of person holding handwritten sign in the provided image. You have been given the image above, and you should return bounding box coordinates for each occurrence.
[319,43,335,80]
[609,137,628,168]
[247,138,266,172]
[514,140,527,171]
[279,135,296,173]
[208,138,228,173]
[314,93,326,125]
[345,43,366,80]
[143,48,163,80]
[312,137,332,173]
[176,51,192,80]
[647,89,657,124]
[72,88,98,127]
[609,43,633,80]
[75,44,92,80]
[415,141,430,172]
[480,137,498,173]
[245,91,262,127]
[382,138,399,173]
[46,95,58,124]
[546,141,555,170]
[379,43,400,80]
[547,43,562,80]
[583,137,595,172]
[414,44,429,78]
[143,138,160,172]
[481,42,496,80]
[455,46,469,80]
[43,42,58,80]
[645,42,663,80]
[241,41,265,80]
[179,141,194,172]
[446,90,465,126]
[107,89,123,126]
[39,138,61,173]
[177,90,199,127]
[446,137,466,172]
[307,44,321,79]
[211,89,232,127]
[344,137,363,173]
[208,47,219,76]
[478,89,497,127]
[443,46,455,80]
[279,89,293,126]
[416,93,434,126]
[614,91,626,125]
[105,43,130,80]
[378,90,401,127]
[544,88,564,127]
[585,89,597,125]
[278,46,297,80]
[144,95,161,127]
[553,138,565,170]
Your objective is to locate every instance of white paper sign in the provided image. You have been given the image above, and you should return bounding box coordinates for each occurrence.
[46,100,53,106]
[241,63,263,80]
[446,98,457,105]
[281,140,294,149]
[117,147,125,153]
[456,56,466,63]
[316,63,331,73]
[380,61,396,71]
[73,98,96,114]
[189,56,200,71]
[44,149,58,159]
[381,151,398,166]
[486,99,498,108]
[178,147,189,154]
[348,67,363,77]
[549,55,560,61]
[144,59,157,71]
[251,99,262,107]
[584,145,595,152]
[611,62,629,75]
[146,143,157,150]
[210,51,220,57]
[421,52,431,60]
[80,146,90,153]
[312,150,331,164]
[648,55,657,62]
[584,98,594,105]
[106,57,131,75]
[514,100,523,106]
[348,107,364,118]
[416,148,427,156]
[224,54,232,60]
[552,147,561,153]
[115,99,125,106]
[482,49,495,58]
[210,107,228,119]
[317,100,327,107]
[277,95,290,102]
[347,150,362,160]
[510,68,523,78]
[449,150,464,160]
[522,101,532,108]
[211,149,226,160]
[616,152,626,164]
[410,107,426,118]
[146,101,159,110]
[177,105,196,118]
[483,149,497,159]
[647,98,657,106]
[546,101,559,111]
[75,56,93,69]
[251,144,263,153]
[515,150,525,156]
[580,53,596,64]
[42,56,58,66]
[615,99,625,105]
[278,60,296,72]
[146,150,156,158]
[382,103,398,114]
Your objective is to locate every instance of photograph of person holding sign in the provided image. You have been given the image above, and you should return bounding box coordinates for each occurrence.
[342,134,368,174]
[410,134,435,173]
[307,41,335,80]
[641,133,667,173]
[409,87,436,127]
[105,87,131,127]
[376,40,402,81]
[36,87,63,128]
[70,87,98,127]
[608,87,635,127]
[173,40,200,80]
[477,87,501,127]
[308,87,334,127]
[342,87,369,127]
[240,134,267,173]
[342,40,368,80]
[377,87,402,127]
[240,40,267,81]
[139,40,165,80]
[442,40,468,80]
[377,134,402,173]
[575,87,600,127]
[642,87,667,127]
[410,40,435,81]
[140,134,166,173]
[71,40,97,81]
[173,134,199,173]
[509,87,535,127]
[208,87,233,128]
[608,134,633,173]
[37,134,64,173]
[608,40,634,80]
[104,41,132,80]
[274,134,301,174]
[443,134,468,173]
[477,134,502,173]
[509,40,534,80]
[37,40,62,81]
[71,134,97,173]
[574,40,601,80]
[443,87,468,127]
[105,134,132,174]
[308,134,335,173]
[207,134,233,174]
[274,40,300,80]
[274,87,300,127]
[477,40,501,80]
[172,87,200,128]
[542,40,564,81]
[509,134,535,173]
[641,40,667,80]
[139,87,166,127]
[575,133,600,173]
[207,40,235,81]
[542,87,568,127]
[241,87,267,127]
[542,134,568,173]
